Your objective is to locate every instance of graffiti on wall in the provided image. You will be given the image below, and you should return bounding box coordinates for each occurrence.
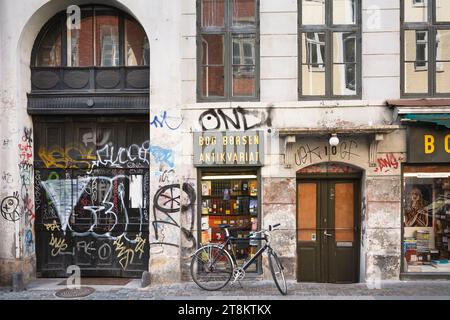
[151,182,196,249]
[151,111,183,131]
[18,127,35,256]
[35,124,150,273]
[373,153,404,173]
[38,145,96,170]
[198,106,273,131]
[1,191,20,221]
[294,140,361,166]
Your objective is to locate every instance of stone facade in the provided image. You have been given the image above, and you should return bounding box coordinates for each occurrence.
[0,0,409,285]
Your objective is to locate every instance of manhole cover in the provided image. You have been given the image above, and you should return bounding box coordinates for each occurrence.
[55,287,95,299]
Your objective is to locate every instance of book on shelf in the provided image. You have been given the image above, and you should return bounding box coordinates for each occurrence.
[201,181,211,196]
[201,216,209,230]
[201,230,211,243]
[249,180,258,196]
[249,199,258,216]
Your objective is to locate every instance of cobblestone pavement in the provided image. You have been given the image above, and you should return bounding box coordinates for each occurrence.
[1,279,450,300]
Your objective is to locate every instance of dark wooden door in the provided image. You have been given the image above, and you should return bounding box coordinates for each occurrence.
[34,116,149,278]
[297,179,360,283]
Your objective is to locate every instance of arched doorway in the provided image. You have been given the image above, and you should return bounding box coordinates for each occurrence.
[296,162,362,283]
[30,4,150,278]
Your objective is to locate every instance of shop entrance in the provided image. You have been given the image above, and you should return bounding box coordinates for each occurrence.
[34,116,150,278]
[297,173,361,283]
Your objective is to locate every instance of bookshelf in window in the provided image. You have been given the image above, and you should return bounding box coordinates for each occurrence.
[200,176,259,268]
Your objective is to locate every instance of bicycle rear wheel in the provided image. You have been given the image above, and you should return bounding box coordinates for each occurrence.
[190,245,233,291]
[268,250,287,295]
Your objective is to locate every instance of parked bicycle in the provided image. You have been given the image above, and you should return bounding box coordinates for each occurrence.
[190,223,287,295]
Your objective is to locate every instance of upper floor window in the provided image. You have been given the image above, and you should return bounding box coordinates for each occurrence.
[299,0,361,98]
[197,0,260,102]
[402,0,450,96]
[34,6,149,67]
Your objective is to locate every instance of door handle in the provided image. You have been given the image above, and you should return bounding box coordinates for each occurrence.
[323,231,332,237]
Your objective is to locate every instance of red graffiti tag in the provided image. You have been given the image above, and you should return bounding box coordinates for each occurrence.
[374,153,403,173]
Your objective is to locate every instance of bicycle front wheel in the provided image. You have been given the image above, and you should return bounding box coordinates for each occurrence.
[190,245,233,291]
[268,250,287,295]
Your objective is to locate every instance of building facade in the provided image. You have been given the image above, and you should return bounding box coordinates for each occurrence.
[0,0,449,286]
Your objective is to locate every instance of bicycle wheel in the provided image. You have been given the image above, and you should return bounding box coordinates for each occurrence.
[190,245,233,291]
[268,250,287,295]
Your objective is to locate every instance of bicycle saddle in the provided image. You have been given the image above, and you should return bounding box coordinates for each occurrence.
[218,224,231,229]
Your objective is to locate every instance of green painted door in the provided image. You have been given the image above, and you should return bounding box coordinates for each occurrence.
[297,179,360,283]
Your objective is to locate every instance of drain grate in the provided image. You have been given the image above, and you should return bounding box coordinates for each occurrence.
[55,287,95,299]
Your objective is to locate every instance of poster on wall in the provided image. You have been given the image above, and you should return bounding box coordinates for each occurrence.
[404,184,433,227]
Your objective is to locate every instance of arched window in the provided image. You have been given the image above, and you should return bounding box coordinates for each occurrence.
[33,5,149,67]
[29,5,149,114]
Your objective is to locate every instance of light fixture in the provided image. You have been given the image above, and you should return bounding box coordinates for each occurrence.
[202,175,257,180]
[329,134,340,146]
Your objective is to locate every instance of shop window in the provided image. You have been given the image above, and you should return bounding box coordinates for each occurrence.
[198,0,259,101]
[402,166,450,273]
[199,171,260,272]
[402,0,450,96]
[299,0,361,98]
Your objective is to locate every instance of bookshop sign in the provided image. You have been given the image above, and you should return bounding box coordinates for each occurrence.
[193,131,264,167]
[408,126,450,163]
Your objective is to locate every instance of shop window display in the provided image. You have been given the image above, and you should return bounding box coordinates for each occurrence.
[200,171,259,272]
[403,166,450,273]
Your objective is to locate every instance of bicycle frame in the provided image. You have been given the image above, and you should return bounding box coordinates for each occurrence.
[221,236,269,272]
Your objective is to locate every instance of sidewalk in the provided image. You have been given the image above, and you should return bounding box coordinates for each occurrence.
[1,279,450,300]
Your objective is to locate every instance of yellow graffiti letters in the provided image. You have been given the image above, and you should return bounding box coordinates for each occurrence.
[38,145,96,169]
[113,235,134,270]
[44,220,60,231]
[113,235,147,270]
[49,233,68,257]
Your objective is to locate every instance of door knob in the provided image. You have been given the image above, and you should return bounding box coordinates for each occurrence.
[324,231,332,237]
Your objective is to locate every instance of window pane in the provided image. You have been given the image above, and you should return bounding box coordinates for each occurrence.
[404,30,428,62]
[36,22,62,66]
[333,0,356,24]
[436,30,450,61]
[404,0,428,23]
[333,64,356,95]
[302,65,326,95]
[335,183,354,242]
[202,66,225,97]
[302,0,325,25]
[125,18,149,66]
[67,13,94,67]
[404,62,428,93]
[297,183,317,242]
[96,14,119,66]
[232,0,255,26]
[302,32,326,66]
[233,66,255,96]
[436,62,450,93]
[201,35,224,65]
[232,35,255,65]
[201,0,225,27]
[436,0,450,22]
[333,32,356,63]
